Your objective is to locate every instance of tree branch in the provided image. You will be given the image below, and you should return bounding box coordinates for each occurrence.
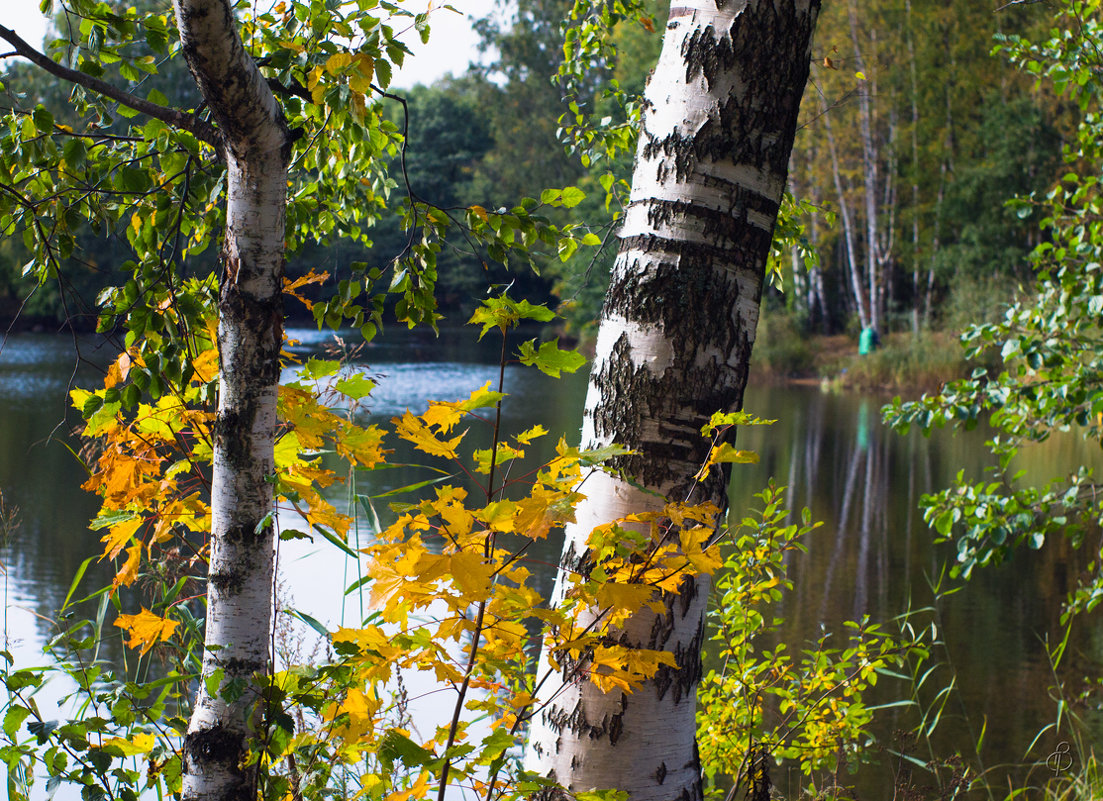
[265,76,311,104]
[0,25,220,148]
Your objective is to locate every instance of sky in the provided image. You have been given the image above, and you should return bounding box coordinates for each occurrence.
[1,0,496,88]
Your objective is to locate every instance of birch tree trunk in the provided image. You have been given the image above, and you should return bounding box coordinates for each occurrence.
[523,0,820,797]
[171,2,291,799]
[822,105,870,331]
[848,1,882,333]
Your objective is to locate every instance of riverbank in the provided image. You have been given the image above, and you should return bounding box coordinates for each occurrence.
[751,329,991,395]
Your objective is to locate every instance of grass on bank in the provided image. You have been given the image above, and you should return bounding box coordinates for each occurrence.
[752,314,1000,394]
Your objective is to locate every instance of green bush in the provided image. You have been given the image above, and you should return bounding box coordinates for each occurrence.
[753,310,816,376]
[837,332,987,392]
[938,275,1025,336]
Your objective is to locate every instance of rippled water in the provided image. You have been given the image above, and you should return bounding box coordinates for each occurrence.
[2,329,1101,799]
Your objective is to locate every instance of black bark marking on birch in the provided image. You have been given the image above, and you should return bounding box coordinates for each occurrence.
[641,196,780,244]
[589,333,644,453]
[678,571,700,617]
[222,655,265,675]
[184,725,253,801]
[594,255,758,495]
[185,725,240,764]
[644,576,706,704]
[208,562,247,593]
[641,127,698,184]
[655,761,668,785]
[559,541,594,584]
[681,25,736,90]
[607,712,624,745]
[668,614,705,705]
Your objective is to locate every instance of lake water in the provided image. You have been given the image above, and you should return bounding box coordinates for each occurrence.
[1,329,1100,798]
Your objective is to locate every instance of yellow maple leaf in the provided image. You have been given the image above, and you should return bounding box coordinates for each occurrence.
[680,526,724,575]
[589,645,677,694]
[694,442,759,481]
[595,582,661,617]
[282,269,329,313]
[191,345,219,384]
[113,541,143,592]
[114,608,178,654]
[477,499,516,533]
[151,493,210,542]
[100,515,143,560]
[332,625,403,662]
[420,402,466,433]
[394,411,465,459]
[436,495,474,539]
[386,770,431,801]
[515,423,548,444]
[334,423,387,469]
[449,551,493,599]
[332,687,376,740]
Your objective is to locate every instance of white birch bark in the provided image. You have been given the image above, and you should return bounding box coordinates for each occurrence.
[523,0,820,798]
[171,2,291,799]
[821,104,870,331]
[848,1,882,332]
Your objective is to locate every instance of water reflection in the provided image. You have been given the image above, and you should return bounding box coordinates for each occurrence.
[1,331,1100,799]
[734,383,1103,792]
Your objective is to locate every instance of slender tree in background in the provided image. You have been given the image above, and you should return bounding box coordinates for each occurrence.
[523,0,820,797]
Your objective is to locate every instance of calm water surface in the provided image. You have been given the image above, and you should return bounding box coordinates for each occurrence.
[1,329,1100,798]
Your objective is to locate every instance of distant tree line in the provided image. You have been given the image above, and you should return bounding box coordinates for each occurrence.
[0,0,1066,337]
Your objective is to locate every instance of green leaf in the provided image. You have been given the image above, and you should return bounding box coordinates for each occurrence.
[88,509,140,530]
[540,186,586,207]
[379,729,435,771]
[31,105,54,133]
[517,339,586,377]
[82,393,105,419]
[279,528,312,541]
[561,186,586,207]
[117,166,151,192]
[364,474,450,499]
[334,373,376,400]
[468,296,555,339]
[302,358,341,380]
[61,556,95,613]
[3,706,30,738]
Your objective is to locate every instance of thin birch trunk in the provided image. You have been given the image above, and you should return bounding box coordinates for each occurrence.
[848,0,880,332]
[171,1,291,798]
[522,0,820,797]
[906,0,922,334]
[821,105,870,330]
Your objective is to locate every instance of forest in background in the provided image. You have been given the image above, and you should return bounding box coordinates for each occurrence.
[0,0,1065,347]
[4,0,1103,797]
